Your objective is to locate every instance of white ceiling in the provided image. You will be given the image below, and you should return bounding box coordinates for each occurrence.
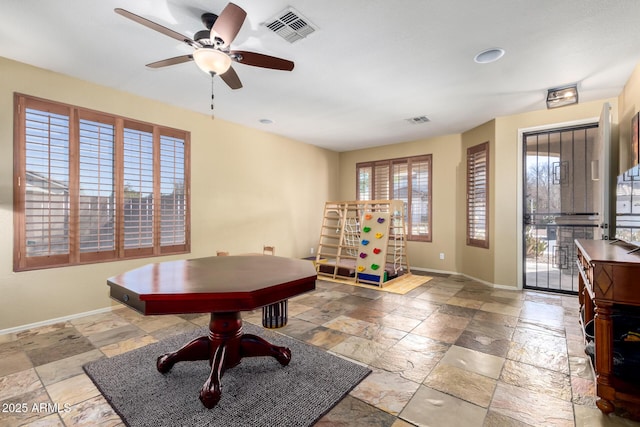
[2,1,640,152]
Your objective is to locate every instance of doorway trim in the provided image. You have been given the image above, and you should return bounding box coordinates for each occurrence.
[515,117,598,290]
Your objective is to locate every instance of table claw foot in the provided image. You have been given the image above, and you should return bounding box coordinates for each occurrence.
[199,343,227,409]
[199,382,222,409]
[240,333,291,366]
[156,336,210,374]
[274,346,291,366]
[156,353,176,373]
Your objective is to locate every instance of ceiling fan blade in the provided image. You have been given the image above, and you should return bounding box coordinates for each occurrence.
[229,51,294,71]
[115,8,200,48]
[146,55,193,68]
[219,66,243,90]
[210,3,247,48]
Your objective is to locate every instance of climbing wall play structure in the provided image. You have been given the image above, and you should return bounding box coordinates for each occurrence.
[315,200,410,287]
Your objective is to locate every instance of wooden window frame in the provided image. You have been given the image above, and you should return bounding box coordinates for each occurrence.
[356,154,432,242]
[13,93,191,271]
[466,142,490,248]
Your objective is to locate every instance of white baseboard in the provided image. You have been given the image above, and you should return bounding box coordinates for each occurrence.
[0,306,114,336]
[412,267,519,290]
[459,273,520,290]
[410,266,457,276]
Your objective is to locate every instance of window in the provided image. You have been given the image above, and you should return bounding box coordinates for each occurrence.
[466,142,489,248]
[13,94,190,271]
[356,155,432,241]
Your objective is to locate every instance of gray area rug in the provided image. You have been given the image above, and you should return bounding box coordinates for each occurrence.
[84,323,370,427]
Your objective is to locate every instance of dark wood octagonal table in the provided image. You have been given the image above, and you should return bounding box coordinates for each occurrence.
[107,255,317,408]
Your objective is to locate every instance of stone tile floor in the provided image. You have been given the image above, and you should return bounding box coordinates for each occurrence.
[1,273,640,426]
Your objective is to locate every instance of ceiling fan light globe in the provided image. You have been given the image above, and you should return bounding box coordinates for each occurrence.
[193,48,232,75]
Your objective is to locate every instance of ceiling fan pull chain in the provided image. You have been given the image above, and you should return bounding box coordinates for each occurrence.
[210,72,215,119]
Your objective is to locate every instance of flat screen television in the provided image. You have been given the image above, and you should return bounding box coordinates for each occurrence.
[614,164,640,247]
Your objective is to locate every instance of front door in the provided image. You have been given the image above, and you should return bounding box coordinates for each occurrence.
[523,123,601,293]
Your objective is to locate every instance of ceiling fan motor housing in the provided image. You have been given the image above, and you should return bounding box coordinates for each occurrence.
[201,13,218,29]
[194,30,211,43]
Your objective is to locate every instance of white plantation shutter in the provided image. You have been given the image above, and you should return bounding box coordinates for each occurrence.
[159,134,187,249]
[357,165,372,200]
[23,106,71,266]
[373,163,390,200]
[356,155,432,241]
[123,126,155,253]
[467,142,490,248]
[78,115,116,260]
[392,162,408,204]
[14,94,190,271]
[405,157,430,240]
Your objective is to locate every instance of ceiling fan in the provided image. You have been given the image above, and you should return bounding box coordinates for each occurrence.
[114,2,294,90]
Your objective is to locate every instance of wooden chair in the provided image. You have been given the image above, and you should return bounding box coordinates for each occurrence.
[263,245,275,256]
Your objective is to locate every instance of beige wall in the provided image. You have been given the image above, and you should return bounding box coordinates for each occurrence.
[619,63,640,172]
[459,120,495,283]
[338,134,462,274]
[0,57,339,330]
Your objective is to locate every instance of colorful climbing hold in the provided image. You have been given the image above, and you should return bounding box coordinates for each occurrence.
[373,248,381,254]
[363,226,371,233]
[361,239,370,245]
[370,264,380,270]
[377,217,385,223]
[359,252,368,259]
[364,214,373,220]
[375,232,383,239]
[357,265,365,272]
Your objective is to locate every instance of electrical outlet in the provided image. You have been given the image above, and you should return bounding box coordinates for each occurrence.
[439,252,445,260]
[310,247,315,255]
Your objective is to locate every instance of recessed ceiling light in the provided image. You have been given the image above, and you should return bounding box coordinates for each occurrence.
[405,115,430,124]
[474,48,505,64]
[259,119,274,124]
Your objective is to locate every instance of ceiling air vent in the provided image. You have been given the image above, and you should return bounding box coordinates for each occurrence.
[264,7,317,43]
[406,116,430,124]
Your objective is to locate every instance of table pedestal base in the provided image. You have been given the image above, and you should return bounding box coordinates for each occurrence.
[156,312,291,408]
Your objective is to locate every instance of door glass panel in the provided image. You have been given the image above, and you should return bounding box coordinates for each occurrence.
[524,125,599,293]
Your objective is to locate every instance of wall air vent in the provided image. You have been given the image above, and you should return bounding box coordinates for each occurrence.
[264,7,317,43]
[406,116,430,124]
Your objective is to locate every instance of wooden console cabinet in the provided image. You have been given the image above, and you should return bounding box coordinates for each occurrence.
[575,239,640,420]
